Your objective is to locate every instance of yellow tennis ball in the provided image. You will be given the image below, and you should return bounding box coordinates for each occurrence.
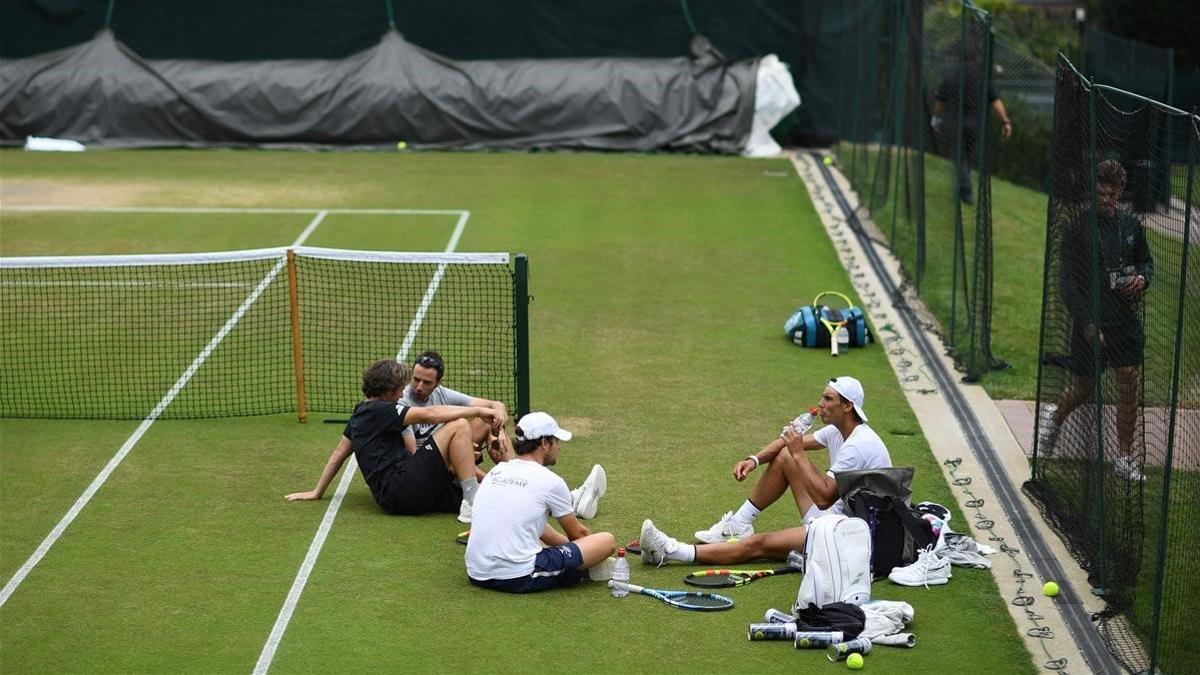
[847,653,864,669]
[396,141,408,150]
[823,155,834,166]
[1043,581,1060,597]
[754,630,764,639]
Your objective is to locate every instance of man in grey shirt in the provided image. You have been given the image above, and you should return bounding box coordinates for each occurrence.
[403,351,514,464]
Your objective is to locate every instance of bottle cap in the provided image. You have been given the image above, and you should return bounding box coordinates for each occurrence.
[617,547,626,557]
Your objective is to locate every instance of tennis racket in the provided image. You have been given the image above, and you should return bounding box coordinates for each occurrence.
[682,565,800,588]
[608,581,734,611]
[813,291,853,357]
[455,530,470,545]
[625,539,642,555]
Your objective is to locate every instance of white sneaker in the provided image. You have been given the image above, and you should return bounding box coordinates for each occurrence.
[457,499,472,524]
[694,511,754,544]
[1114,456,1145,482]
[1036,404,1060,456]
[572,464,607,520]
[640,519,684,566]
[888,547,952,587]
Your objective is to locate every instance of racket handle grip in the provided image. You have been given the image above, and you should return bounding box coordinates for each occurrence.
[608,580,642,593]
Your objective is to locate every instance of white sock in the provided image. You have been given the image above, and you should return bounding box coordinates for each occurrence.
[670,544,697,563]
[732,500,762,526]
[460,477,479,505]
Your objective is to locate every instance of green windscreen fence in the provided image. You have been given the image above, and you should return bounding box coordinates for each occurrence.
[1027,56,1198,675]
[830,0,1002,381]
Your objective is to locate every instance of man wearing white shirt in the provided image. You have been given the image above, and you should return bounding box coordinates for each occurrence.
[466,412,616,593]
[640,376,892,566]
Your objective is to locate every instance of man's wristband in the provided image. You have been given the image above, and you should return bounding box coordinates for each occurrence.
[746,455,761,468]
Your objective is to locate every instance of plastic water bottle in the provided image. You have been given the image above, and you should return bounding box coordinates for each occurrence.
[611,548,630,597]
[782,407,819,438]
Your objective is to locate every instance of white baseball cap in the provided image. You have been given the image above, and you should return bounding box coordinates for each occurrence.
[515,411,573,442]
[828,376,868,422]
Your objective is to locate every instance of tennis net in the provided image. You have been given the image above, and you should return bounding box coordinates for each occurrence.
[0,247,527,420]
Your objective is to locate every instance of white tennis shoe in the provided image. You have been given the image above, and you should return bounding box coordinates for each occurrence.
[888,547,952,588]
[1036,404,1060,456]
[640,519,684,566]
[457,499,472,524]
[694,511,754,544]
[572,464,607,520]
[1114,455,1145,482]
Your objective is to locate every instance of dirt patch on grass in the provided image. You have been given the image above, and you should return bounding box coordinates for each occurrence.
[1,180,152,207]
[557,416,597,438]
[1,179,351,208]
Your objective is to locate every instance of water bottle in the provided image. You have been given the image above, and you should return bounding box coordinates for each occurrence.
[782,407,819,438]
[611,548,630,597]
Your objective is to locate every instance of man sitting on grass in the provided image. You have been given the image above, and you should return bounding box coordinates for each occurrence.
[285,358,502,515]
[287,350,607,521]
[466,412,616,593]
[640,376,892,566]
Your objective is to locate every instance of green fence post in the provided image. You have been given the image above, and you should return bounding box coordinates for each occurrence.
[1033,54,1072,471]
[1086,76,1109,595]
[949,4,967,351]
[966,8,993,379]
[915,1,926,292]
[1147,121,1195,674]
[514,254,531,419]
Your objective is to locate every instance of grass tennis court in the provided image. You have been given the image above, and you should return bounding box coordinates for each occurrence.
[0,150,1032,672]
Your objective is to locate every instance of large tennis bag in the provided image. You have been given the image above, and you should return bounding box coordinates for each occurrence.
[795,515,872,608]
[783,291,870,349]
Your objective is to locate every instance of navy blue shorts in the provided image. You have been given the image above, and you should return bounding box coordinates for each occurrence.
[469,543,585,593]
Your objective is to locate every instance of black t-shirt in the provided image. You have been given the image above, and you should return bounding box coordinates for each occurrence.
[348,399,411,502]
[1060,208,1154,328]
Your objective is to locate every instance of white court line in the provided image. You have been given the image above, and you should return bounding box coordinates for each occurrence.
[0,281,253,289]
[252,210,470,675]
[0,211,328,610]
[5,206,467,216]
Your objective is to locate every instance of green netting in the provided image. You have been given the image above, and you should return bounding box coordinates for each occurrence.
[830,0,1000,381]
[1084,27,1174,105]
[1027,56,1199,675]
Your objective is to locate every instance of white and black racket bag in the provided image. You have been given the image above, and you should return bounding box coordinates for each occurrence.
[794,514,872,609]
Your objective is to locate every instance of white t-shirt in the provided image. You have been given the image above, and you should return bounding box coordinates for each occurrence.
[465,458,574,581]
[803,423,893,524]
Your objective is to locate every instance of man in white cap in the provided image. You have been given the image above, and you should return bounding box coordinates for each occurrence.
[466,412,617,593]
[640,376,892,566]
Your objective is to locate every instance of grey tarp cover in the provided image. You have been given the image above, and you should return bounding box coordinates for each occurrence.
[0,28,757,152]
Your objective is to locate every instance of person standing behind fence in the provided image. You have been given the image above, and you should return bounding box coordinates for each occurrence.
[931,46,1012,205]
[1039,160,1153,481]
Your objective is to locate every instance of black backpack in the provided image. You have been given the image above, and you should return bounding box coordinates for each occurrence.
[844,488,936,577]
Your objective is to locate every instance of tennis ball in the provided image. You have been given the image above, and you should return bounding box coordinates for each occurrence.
[1043,581,1060,597]
[396,141,408,150]
[847,652,864,669]
[823,155,834,166]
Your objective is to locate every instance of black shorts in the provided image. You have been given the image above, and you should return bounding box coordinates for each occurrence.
[379,439,463,515]
[1068,321,1144,375]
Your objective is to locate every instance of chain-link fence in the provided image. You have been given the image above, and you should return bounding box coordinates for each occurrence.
[1027,55,1199,675]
